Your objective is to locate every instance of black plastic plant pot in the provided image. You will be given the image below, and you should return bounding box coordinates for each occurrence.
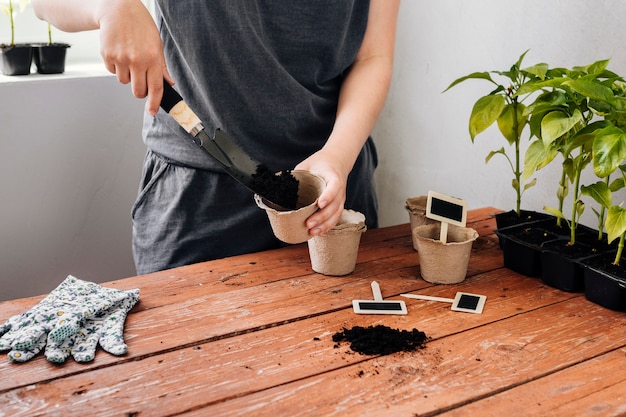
[494,209,554,230]
[581,253,626,311]
[540,240,591,292]
[0,44,33,76]
[33,43,70,74]
[495,223,560,277]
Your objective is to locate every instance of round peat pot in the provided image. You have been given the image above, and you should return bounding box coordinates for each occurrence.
[308,210,366,276]
[255,170,325,244]
[405,196,437,251]
[413,223,479,284]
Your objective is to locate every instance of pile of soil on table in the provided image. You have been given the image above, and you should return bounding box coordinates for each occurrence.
[332,325,429,355]
[250,165,299,210]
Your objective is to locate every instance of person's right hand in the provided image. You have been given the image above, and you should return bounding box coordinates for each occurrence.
[96,0,174,115]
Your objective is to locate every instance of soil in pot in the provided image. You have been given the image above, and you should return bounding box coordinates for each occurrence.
[250,165,299,210]
[495,224,561,277]
[541,240,591,292]
[32,43,70,74]
[255,170,325,244]
[494,209,553,230]
[0,44,33,76]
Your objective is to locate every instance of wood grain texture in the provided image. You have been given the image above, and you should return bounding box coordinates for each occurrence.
[6,207,622,417]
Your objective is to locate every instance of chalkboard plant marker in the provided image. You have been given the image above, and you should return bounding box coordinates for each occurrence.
[412,191,478,284]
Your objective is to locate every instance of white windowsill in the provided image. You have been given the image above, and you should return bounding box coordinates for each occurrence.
[0,62,112,84]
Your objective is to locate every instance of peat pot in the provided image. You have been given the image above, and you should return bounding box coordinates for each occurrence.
[405,196,437,250]
[255,170,325,244]
[413,223,479,284]
[307,209,366,276]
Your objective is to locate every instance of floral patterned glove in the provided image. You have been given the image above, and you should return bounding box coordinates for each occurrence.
[0,275,138,357]
[43,288,140,363]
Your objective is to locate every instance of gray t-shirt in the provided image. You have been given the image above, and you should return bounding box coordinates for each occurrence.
[145,1,371,173]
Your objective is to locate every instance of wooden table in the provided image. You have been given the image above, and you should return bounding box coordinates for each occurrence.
[2,207,626,417]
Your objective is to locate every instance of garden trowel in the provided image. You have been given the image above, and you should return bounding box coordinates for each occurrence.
[159,81,297,209]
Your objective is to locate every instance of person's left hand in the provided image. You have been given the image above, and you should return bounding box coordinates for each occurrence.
[295,149,349,236]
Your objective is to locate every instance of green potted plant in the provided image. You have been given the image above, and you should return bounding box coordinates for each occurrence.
[32,22,70,74]
[516,59,625,291]
[0,0,32,75]
[578,82,626,310]
[444,50,548,228]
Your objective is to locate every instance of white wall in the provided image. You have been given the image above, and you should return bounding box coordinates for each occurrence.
[0,74,146,301]
[374,0,626,228]
[3,0,626,300]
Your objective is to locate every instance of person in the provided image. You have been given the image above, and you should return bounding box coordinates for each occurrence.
[32,0,400,274]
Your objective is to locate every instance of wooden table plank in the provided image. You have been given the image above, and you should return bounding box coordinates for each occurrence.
[184,298,626,417]
[438,347,626,417]
[0,212,501,393]
[0,267,590,417]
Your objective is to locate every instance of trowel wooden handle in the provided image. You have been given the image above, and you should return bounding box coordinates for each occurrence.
[160,80,204,136]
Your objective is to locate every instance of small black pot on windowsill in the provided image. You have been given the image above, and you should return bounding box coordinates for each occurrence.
[32,43,70,74]
[0,43,33,76]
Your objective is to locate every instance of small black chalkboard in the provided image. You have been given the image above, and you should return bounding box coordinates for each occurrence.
[426,191,467,227]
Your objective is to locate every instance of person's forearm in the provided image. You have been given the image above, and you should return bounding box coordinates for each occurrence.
[323,0,399,176]
[32,0,146,32]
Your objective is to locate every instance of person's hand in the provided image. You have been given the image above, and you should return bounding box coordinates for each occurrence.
[295,149,349,236]
[96,0,173,115]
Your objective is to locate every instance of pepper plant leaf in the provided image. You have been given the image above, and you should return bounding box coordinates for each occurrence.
[541,109,583,145]
[469,95,506,141]
[581,181,612,208]
[606,205,626,244]
[442,72,495,92]
[563,79,616,105]
[497,103,526,145]
[593,125,626,178]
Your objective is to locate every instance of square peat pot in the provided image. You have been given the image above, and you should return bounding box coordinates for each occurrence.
[495,223,561,277]
[580,253,626,311]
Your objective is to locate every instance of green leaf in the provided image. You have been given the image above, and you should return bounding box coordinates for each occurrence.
[563,79,615,104]
[523,139,557,183]
[581,181,612,208]
[522,63,549,80]
[469,95,506,141]
[610,177,625,192]
[443,72,494,92]
[593,125,626,177]
[523,177,537,192]
[541,109,583,145]
[606,205,626,243]
[485,147,506,164]
[497,103,526,145]
[544,206,566,220]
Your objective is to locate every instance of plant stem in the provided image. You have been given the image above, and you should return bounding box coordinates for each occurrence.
[9,0,15,46]
[614,233,625,266]
[598,176,609,240]
[557,169,566,228]
[513,102,522,216]
[569,161,583,245]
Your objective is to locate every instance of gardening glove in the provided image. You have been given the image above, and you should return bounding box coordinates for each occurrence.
[43,288,140,363]
[0,275,136,356]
